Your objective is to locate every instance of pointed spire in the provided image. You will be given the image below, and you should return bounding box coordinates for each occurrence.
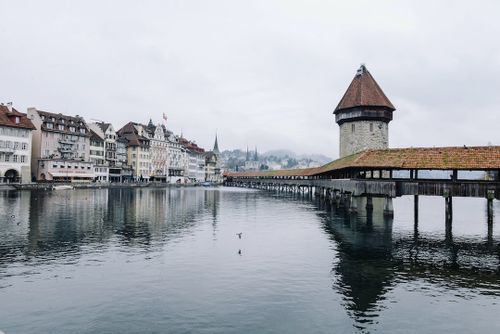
[213,133,220,155]
[147,118,154,128]
[334,64,395,113]
[246,146,250,161]
[253,147,258,161]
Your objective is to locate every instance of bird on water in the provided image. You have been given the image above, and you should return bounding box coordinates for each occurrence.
[236,232,242,239]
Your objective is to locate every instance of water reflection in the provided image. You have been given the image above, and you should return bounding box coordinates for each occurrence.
[312,196,500,330]
[0,188,227,270]
[0,188,499,333]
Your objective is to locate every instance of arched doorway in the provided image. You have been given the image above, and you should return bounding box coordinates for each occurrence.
[4,169,19,183]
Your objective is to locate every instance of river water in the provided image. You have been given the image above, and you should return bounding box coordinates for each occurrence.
[0,187,499,333]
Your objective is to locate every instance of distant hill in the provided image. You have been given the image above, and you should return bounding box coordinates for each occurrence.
[221,148,332,171]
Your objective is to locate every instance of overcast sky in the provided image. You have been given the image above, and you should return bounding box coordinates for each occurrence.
[1,0,499,158]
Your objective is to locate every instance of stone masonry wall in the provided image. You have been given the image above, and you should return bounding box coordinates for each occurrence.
[339,120,388,158]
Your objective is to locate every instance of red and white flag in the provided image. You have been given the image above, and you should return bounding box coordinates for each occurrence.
[162,112,168,122]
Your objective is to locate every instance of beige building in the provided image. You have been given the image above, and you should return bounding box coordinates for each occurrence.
[117,122,151,181]
[0,103,36,183]
[28,107,94,181]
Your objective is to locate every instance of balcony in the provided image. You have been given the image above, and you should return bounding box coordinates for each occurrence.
[58,138,77,145]
[58,146,76,153]
[0,147,15,154]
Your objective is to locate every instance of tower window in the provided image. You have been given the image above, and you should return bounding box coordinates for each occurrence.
[351,124,355,133]
[370,123,373,132]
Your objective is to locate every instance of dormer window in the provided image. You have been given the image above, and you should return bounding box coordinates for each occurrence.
[69,126,75,132]
[80,128,86,134]
[46,123,53,129]
[61,119,64,124]
[58,124,64,130]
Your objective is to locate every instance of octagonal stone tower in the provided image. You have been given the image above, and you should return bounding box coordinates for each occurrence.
[334,65,395,158]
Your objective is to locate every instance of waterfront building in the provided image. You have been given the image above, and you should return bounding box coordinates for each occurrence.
[27,107,94,182]
[117,122,151,181]
[166,132,186,183]
[0,103,36,183]
[244,147,260,171]
[147,120,168,182]
[204,135,222,183]
[180,137,205,183]
[115,137,133,182]
[89,128,108,182]
[334,64,395,158]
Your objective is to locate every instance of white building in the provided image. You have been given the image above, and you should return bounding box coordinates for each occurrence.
[166,132,186,183]
[180,138,205,183]
[0,103,35,183]
[89,128,108,182]
[147,120,168,182]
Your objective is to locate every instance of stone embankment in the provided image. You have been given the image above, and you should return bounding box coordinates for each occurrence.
[1,182,202,191]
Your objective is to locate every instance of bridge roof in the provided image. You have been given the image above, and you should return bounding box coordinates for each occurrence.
[225,146,500,178]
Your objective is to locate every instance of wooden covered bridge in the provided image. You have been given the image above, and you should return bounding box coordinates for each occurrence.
[224,146,500,223]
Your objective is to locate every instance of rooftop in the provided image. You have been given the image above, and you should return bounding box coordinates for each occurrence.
[334,65,395,113]
[226,146,500,178]
[0,105,36,130]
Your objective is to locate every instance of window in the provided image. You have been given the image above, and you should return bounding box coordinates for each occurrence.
[370,123,373,132]
[47,123,53,129]
[20,155,26,163]
[21,143,28,150]
[351,124,355,133]
[5,155,9,162]
[13,155,18,162]
[58,124,64,130]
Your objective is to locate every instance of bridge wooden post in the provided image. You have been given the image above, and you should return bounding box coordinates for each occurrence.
[366,195,373,211]
[414,195,419,225]
[349,195,358,213]
[444,190,453,241]
[383,197,394,217]
[487,190,494,224]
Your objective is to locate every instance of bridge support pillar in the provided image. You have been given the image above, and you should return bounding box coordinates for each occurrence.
[444,191,453,242]
[366,196,373,211]
[414,195,419,225]
[349,195,358,213]
[487,190,494,224]
[445,194,453,223]
[383,197,394,217]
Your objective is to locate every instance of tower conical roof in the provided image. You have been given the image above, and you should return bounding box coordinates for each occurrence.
[334,65,395,113]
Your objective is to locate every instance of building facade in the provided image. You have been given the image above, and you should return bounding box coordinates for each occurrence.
[117,122,151,181]
[334,65,395,158]
[204,135,222,183]
[0,103,36,183]
[28,107,94,181]
[147,121,168,182]
[89,128,108,182]
[166,132,186,183]
[180,138,205,183]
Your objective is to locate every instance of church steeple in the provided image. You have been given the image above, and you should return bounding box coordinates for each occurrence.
[213,133,220,155]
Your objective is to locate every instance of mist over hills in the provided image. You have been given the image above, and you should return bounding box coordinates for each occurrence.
[221,148,332,171]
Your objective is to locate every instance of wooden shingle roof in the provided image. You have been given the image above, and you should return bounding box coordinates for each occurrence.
[225,146,500,178]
